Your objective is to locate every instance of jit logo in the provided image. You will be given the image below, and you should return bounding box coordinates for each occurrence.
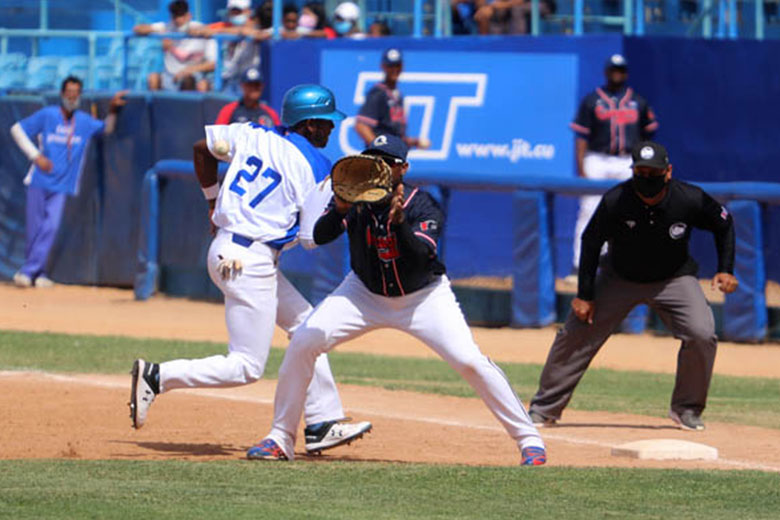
[339,71,487,160]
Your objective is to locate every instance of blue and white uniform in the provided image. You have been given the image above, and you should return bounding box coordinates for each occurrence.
[158,122,345,427]
[16,106,105,280]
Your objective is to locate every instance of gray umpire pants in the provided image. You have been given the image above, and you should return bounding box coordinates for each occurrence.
[529,268,717,420]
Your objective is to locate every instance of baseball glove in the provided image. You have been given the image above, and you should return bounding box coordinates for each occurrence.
[330,154,393,203]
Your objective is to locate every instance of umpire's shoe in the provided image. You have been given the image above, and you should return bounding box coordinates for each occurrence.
[129,359,160,429]
[669,409,705,431]
[304,419,372,454]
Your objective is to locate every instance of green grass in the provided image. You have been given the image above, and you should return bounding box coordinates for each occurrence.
[0,460,779,519]
[1,329,779,428]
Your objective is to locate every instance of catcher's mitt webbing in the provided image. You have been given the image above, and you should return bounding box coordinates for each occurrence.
[331,154,393,203]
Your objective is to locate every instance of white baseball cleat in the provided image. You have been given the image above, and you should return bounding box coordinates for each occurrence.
[13,272,32,288]
[129,359,159,429]
[304,420,372,454]
[34,276,55,288]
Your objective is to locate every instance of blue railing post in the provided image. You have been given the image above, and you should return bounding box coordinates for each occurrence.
[272,0,282,40]
[413,0,423,37]
[531,0,540,36]
[574,0,584,34]
[88,33,97,90]
[122,33,130,90]
[703,0,713,38]
[623,0,633,34]
[728,0,737,38]
[636,0,645,35]
[717,0,726,38]
[213,35,224,91]
[434,0,443,37]
[755,0,764,40]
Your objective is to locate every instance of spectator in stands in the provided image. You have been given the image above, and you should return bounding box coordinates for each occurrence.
[474,0,555,35]
[133,0,216,91]
[214,66,279,127]
[282,4,300,32]
[355,48,429,150]
[368,18,391,37]
[191,0,262,95]
[451,0,477,34]
[9,77,126,288]
[254,2,304,38]
[297,2,337,38]
[331,2,366,38]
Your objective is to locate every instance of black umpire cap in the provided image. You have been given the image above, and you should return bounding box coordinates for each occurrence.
[632,141,669,169]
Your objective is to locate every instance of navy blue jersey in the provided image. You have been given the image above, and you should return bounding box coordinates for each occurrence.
[357,83,407,138]
[570,86,658,156]
[314,183,445,296]
[578,178,735,300]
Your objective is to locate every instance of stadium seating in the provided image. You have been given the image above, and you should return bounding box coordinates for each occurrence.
[25,56,61,90]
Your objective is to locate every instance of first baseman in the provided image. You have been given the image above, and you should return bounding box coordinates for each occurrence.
[247,134,547,465]
[130,84,371,455]
[529,141,737,431]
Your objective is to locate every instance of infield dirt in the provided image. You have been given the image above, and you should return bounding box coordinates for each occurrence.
[2,284,779,471]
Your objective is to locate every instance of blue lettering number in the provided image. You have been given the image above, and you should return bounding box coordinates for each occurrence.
[229,156,263,196]
[227,155,282,208]
[249,169,282,208]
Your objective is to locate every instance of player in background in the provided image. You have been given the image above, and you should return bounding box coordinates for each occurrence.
[129,84,372,455]
[214,66,280,127]
[248,134,547,465]
[568,54,658,281]
[10,76,126,288]
[354,48,430,150]
[529,141,737,431]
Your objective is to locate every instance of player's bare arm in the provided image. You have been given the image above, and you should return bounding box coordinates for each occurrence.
[575,137,588,177]
[193,138,219,232]
[354,121,376,146]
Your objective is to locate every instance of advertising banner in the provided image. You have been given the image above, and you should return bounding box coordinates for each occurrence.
[321,49,578,177]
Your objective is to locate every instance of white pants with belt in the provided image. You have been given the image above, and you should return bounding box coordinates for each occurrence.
[573,152,633,268]
[267,271,545,460]
[159,229,345,426]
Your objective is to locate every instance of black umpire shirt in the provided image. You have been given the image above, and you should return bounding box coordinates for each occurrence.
[314,183,445,297]
[578,178,735,300]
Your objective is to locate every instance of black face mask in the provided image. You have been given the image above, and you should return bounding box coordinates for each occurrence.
[633,175,667,198]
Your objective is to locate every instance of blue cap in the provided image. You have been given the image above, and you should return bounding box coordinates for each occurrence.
[242,67,264,83]
[606,54,628,69]
[363,134,408,161]
[381,48,403,66]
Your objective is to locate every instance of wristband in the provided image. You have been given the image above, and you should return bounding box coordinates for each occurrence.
[201,183,219,200]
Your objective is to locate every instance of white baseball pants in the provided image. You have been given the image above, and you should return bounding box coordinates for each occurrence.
[159,229,344,426]
[267,271,545,459]
[573,152,633,268]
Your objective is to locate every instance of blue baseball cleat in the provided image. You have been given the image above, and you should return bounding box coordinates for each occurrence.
[247,438,288,461]
[521,446,547,466]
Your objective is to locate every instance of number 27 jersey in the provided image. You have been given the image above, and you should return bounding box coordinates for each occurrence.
[205,123,331,247]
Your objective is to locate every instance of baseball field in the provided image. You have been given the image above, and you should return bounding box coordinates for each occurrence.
[2,283,780,518]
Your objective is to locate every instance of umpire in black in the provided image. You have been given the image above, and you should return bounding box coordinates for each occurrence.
[529,141,738,431]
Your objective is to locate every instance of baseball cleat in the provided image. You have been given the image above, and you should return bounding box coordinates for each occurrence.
[129,359,159,429]
[304,420,372,454]
[529,411,557,428]
[247,438,288,460]
[669,409,705,431]
[12,271,32,288]
[520,446,547,466]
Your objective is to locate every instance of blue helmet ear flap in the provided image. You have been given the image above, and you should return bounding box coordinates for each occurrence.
[281,84,346,127]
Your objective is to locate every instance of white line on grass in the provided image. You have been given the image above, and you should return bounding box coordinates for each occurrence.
[3,370,779,473]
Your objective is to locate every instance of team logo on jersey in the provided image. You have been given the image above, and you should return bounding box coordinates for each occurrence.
[669,222,687,239]
[366,229,400,261]
[720,206,729,220]
[640,146,655,160]
[625,220,636,229]
[419,220,438,232]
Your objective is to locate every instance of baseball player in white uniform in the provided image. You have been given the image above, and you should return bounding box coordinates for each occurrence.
[129,84,371,455]
[246,134,547,465]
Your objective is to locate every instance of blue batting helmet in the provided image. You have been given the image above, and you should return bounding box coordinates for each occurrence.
[281,84,346,127]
